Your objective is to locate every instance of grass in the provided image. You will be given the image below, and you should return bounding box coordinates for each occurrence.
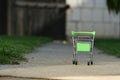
[0,36,52,64]
[95,39,120,58]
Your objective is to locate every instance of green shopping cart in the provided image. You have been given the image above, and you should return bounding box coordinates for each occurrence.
[71,31,96,65]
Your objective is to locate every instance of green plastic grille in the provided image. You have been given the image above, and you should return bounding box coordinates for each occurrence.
[77,43,91,52]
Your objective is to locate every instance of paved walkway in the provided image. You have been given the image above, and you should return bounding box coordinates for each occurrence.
[0,42,120,80]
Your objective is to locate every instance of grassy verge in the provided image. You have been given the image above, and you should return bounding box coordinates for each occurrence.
[0,36,52,64]
[95,39,120,58]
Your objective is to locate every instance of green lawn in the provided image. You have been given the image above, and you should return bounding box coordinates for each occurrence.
[95,39,120,58]
[0,36,52,64]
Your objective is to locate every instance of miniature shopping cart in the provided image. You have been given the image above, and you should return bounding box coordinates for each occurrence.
[71,31,95,65]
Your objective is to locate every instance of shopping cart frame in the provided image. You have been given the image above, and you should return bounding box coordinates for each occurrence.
[71,31,95,65]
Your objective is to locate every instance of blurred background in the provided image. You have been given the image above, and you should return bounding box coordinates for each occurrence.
[0,0,120,40]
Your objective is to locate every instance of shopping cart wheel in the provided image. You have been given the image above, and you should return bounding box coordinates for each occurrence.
[91,61,93,65]
[87,62,90,66]
[75,61,78,65]
[72,60,75,64]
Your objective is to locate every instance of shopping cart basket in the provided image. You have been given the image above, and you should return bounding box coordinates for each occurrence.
[71,31,95,65]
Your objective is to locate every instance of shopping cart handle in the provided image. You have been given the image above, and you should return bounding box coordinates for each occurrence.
[71,31,96,36]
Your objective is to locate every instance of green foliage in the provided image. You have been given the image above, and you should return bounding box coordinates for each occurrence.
[0,36,52,64]
[106,0,120,14]
[95,39,120,58]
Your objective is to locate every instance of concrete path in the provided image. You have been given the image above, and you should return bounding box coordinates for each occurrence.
[0,42,120,80]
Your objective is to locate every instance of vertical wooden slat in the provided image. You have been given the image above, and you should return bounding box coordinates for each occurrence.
[28,9,32,35]
[38,8,44,33]
[16,8,24,36]
[33,9,36,34]
[23,7,30,35]
[7,0,14,35]
[32,8,38,35]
